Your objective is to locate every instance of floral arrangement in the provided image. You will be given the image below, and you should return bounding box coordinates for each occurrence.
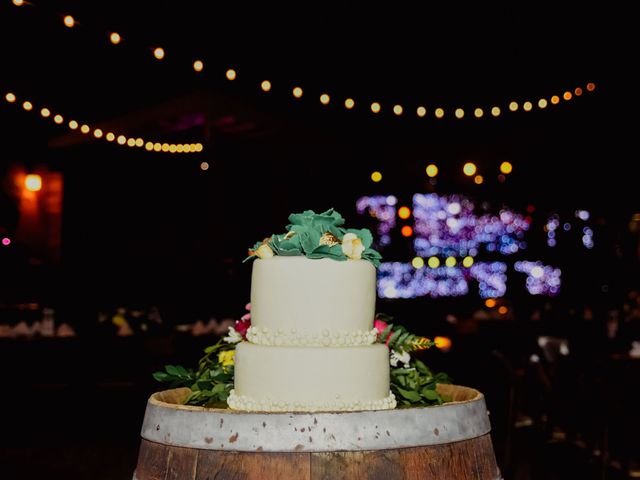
[154,306,452,408]
[244,208,382,267]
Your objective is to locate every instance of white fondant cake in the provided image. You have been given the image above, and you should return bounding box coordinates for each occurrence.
[228,343,395,411]
[249,256,377,343]
[229,256,396,412]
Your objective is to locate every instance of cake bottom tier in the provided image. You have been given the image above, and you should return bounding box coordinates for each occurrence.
[228,342,396,412]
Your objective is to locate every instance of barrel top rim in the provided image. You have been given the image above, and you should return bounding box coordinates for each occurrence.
[148,384,484,414]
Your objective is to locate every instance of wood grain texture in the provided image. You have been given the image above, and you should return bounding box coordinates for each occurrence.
[135,435,499,480]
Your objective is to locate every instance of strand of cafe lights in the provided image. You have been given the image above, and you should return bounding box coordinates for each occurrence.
[10,0,597,120]
[2,90,204,154]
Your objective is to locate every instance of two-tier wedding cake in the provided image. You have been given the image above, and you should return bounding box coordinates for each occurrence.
[227,209,396,412]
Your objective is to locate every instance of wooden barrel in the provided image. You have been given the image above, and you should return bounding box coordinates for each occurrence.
[134,384,500,479]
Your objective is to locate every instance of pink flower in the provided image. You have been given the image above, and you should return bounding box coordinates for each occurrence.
[374,319,392,345]
[231,302,253,340]
[235,318,251,339]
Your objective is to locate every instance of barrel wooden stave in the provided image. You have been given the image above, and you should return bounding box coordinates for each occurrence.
[135,435,499,480]
[134,384,500,479]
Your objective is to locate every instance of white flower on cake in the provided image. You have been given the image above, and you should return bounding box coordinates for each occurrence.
[223,326,243,344]
[390,349,411,368]
[255,243,274,259]
[341,233,365,260]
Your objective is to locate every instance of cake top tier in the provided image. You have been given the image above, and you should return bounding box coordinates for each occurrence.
[244,208,382,267]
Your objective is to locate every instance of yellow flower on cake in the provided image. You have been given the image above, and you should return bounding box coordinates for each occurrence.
[255,243,274,259]
[341,232,365,259]
[218,350,235,368]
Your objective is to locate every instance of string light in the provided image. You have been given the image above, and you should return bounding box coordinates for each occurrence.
[427,257,440,268]
[371,171,382,183]
[445,257,457,267]
[200,161,209,171]
[261,80,272,92]
[8,3,597,122]
[523,101,533,111]
[398,206,411,219]
[320,93,330,105]
[485,299,496,308]
[412,257,425,269]
[474,175,484,184]
[345,98,355,109]
[538,98,548,109]
[463,162,477,176]
[292,87,303,98]
[500,161,513,174]
[63,15,75,28]
[462,256,474,268]
[401,225,413,237]
[426,164,438,177]
[2,90,205,154]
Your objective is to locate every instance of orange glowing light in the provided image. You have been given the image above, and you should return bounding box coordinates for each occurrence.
[551,95,560,105]
[498,306,508,315]
[401,225,413,237]
[63,15,75,28]
[434,336,452,351]
[25,174,42,192]
[586,82,596,92]
[485,299,496,308]
[398,206,411,219]
[574,87,583,96]
[563,91,572,101]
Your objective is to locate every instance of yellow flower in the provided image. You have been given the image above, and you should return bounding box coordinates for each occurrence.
[341,233,365,259]
[255,243,274,259]
[218,350,235,368]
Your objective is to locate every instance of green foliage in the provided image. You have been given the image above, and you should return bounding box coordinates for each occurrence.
[377,314,436,353]
[153,338,235,407]
[390,359,453,407]
[244,208,382,267]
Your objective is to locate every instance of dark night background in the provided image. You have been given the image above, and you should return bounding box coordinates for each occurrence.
[1,2,638,479]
